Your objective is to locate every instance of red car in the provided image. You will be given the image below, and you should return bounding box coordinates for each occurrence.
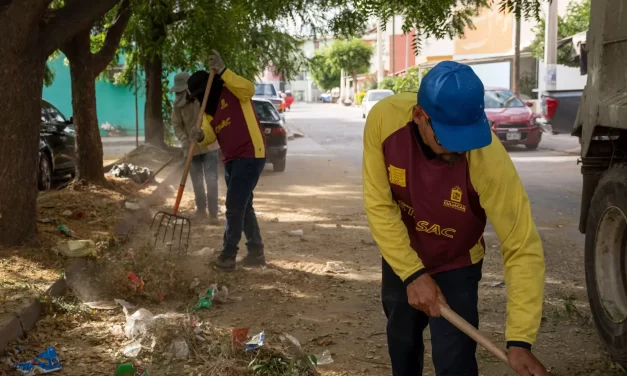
[283,90,294,111]
[484,87,542,150]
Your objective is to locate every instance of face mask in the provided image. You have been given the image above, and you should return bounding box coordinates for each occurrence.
[174,92,187,107]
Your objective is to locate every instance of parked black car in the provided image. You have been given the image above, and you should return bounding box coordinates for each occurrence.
[253,98,287,172]
[39,100,76,190]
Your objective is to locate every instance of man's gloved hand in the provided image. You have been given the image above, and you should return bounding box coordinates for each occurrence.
[508,347,550,376]
[190,127,205,143]
[208,50,226,74]
[406,273,446,317]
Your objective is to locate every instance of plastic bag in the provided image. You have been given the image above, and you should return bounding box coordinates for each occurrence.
[165,338,189,359]
[124,307,155,339]
[56,240,96,257]
[123,341,142,358]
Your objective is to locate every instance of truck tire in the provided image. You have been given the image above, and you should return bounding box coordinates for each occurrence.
[273,158,286,172]
[585,164,627,368]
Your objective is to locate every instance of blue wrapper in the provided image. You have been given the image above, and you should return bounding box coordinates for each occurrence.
[15,347,62,375]
[245,331,265,351]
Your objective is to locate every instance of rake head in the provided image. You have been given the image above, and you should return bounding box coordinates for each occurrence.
[150,211,192,255]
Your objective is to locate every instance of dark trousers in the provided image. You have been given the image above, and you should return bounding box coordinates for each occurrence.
[382,259,482,376]
[222,157,265,258]
[189,150,219,217]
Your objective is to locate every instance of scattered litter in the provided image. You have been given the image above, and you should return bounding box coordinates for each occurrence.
[156,291,165,302]
[37,218,55,224]
[481,281,505,288]
[270,217,280,223]
[123,341,142,358]
[84,300,119,310]
[114,364,149,376]
[128,272,145,292]
[246,331,265,351]
[324,261,348,274]
[282,333,305,355]
[360,239,377,246]
[71,210,87,220]
[194,287,216,310]
[108,163,154,184]
[165,338,189,359]
[61,210,73,217]
[232,328,250,351]
[56,224,77,238]
[288,229,304,237]
[313,349,334,366]
[115,299,136,310]
[124,307,155,339]
[14,346,62,375]
[125,202,142,211]
[56,239,96,257]
[189,278,201,291]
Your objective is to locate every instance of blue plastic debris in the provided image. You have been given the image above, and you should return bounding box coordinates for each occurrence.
[14,346,62,375]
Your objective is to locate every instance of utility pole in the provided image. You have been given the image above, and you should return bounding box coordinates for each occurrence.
[405,29,410,73]
[377,19,384,83]
[392,16,396,75]
[513,13,521,95]
[544,0,558,91]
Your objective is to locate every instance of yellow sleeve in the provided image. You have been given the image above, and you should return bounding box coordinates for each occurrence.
[221,69,254,101]
[362,104,425,282]
[198,114,217,147]
[468,133,545,347]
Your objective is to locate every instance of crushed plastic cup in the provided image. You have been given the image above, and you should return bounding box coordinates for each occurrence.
[288,229,304,237]
[14,346,62,375]
[123,341,142,358]
[56,224,77,238]
[313,350,334,366]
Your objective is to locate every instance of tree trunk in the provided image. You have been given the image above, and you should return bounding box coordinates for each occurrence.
[66,33,106,183]
[352,73,358,98]
[144,53,166,147]
[0,47,45,245]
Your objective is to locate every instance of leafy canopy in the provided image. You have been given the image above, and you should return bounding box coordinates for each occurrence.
[529,0,590,67]
[308,50,341,91]
[327,39,373,77]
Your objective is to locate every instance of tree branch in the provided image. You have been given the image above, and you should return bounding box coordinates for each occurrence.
[92,0,132,73]
[167,10,187,25]
[39,0,120,55]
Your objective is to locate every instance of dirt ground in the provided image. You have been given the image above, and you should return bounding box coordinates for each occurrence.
[1,143,625,375]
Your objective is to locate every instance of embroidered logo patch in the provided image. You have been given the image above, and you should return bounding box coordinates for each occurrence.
[443,186,466,212]
[215,117,232,133]
[388,165,406,187]
[220,99,228,110]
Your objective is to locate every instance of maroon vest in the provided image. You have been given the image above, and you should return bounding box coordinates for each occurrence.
[210,88,265,162]
[382,123,487,274]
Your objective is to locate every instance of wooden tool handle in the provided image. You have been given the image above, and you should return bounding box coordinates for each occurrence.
[439,303,510,365]
[172,69,216,215]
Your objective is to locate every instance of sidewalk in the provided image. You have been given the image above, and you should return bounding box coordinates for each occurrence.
[539,133,581,155]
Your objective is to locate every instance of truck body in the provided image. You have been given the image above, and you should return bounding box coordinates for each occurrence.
[574,0,627,368]
[541,89,583,134]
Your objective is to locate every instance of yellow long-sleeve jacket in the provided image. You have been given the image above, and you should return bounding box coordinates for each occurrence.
[198,69,266,162]
[363,92,545,348]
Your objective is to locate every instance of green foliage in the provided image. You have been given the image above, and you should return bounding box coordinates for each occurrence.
[379,77,397,91]
[355,91,366,104]
[249,354,315,376]
[328,39,373,78]
[308,51,341,91]
[529,0,590,67]
[393,67,420,92]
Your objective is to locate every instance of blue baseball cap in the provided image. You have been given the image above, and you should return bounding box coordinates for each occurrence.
[417,61,492,152]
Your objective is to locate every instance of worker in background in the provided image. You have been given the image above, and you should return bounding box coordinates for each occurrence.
[362,61,549,376]
[170,72,220,225]
[188,50,266,272]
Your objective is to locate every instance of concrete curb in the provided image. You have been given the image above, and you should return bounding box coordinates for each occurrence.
[0,279,67,354]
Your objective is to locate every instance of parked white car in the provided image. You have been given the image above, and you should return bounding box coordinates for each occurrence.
[361,89,394,118]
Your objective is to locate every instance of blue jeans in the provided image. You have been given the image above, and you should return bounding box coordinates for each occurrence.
[189,150,219,217]
[382,259,482,376]
[222,158,265,258]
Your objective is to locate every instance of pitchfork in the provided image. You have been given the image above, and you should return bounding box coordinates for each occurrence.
[151,69,216,254]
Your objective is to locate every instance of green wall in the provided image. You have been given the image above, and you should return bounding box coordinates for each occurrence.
[42,55,178,137]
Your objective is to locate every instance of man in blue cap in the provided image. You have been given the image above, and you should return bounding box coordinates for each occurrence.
[362,61,549,375]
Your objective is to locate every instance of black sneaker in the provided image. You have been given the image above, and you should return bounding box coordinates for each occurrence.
[214,254,236,272]
[241,253,266,267]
